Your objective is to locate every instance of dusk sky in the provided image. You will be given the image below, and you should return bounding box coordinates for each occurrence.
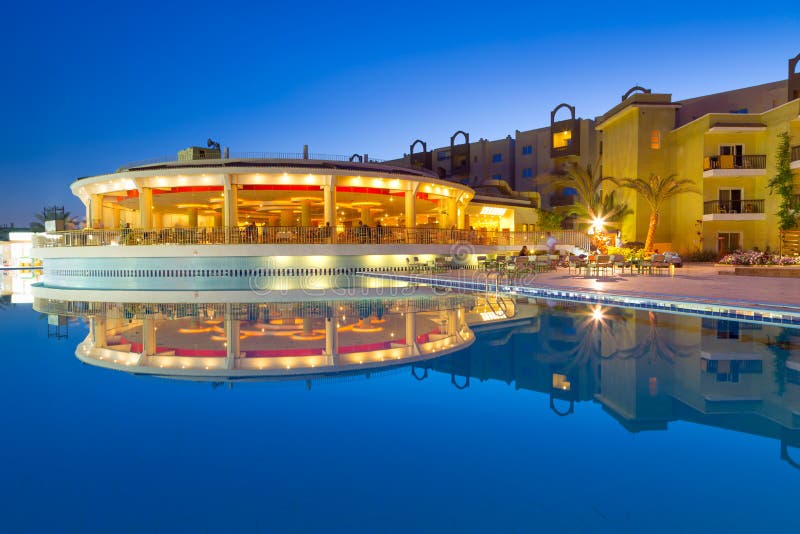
[2,1,798,225]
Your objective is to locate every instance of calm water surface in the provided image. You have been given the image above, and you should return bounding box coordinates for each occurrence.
[2,273,800,532]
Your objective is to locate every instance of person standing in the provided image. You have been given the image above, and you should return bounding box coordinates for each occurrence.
[546,232,557,254]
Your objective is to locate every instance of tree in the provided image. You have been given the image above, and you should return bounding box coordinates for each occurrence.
[30,210,81,232]
[608,173,699,252]
[537,209,564,231]
[543,161,629,230]
[767,132,797,231]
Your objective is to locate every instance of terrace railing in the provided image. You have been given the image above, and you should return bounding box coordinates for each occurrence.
[32,226,591,251]
[703,154,766,171]
[118,152,385,171]
[703,199,764,214]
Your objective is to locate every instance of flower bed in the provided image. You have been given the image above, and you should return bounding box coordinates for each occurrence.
[718,250,800,266]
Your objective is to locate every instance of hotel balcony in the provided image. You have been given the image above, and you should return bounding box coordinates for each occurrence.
[791,145,800,170]
[702,199,766,221]
[702,154,766,178]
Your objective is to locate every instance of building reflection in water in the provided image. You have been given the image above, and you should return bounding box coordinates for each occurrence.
[34,292,800,468]
[33,294,477,383]
[414,298,800,470]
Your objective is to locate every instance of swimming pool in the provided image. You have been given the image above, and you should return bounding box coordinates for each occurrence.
[4,273,799,531]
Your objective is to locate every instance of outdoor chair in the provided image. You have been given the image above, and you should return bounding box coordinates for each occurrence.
[534,254,551,273]
[568,255,587,275]
[593,255,612,277]
[651,254,670,275]
[610,254,627,274]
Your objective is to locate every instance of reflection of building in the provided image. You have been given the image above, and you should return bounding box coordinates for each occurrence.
[34,294,475,382]
[417,300,800,468]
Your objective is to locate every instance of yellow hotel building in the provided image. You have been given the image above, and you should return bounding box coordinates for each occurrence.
[597,53,800,255]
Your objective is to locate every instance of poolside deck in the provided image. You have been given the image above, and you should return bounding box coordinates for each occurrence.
[361,263,800,321]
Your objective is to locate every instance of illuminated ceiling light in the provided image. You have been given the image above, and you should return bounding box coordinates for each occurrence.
[479,206,506,216]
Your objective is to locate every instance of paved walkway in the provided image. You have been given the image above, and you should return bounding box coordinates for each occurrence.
[424,263,800,312]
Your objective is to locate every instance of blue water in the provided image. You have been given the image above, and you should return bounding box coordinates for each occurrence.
[2,280,800,532]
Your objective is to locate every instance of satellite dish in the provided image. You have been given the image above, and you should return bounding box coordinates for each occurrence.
[207,138,220,150]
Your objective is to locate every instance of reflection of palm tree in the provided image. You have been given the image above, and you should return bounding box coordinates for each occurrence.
[614,312,695,363]
[765,329,793,397]
[540,305,629,372]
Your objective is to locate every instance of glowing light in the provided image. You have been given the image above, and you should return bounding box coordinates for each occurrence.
[479,206,506,216]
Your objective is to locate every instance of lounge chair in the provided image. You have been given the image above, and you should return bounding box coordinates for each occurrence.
[593,255,612,276]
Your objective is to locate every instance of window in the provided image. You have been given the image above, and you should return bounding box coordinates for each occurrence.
[717,232,741,255]
[491,174,502,180]
[552,130,572,148]
[437,150,450,161]
[522,168,533,178]
[492,153,502,163]
[650,130,660,150]
[522,145,532,155]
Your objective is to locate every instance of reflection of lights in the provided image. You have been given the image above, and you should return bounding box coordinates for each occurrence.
[552,373,571,391]
[480,311,506,321]
[591,305,605,322]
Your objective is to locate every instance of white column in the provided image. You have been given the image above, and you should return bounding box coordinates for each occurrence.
[225,304,240,370]
[405,186,417,229]
[325,318,338,366]
[138,187,153,229]
[300,201,311,227]
[406,311,419,356]
[323,176,337,231]
[92,317,107,348]
[223,174,238,243]
[142,318,156,356]
[112,205,121,229]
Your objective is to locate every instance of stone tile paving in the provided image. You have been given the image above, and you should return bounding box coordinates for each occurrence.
[420,263,800,312]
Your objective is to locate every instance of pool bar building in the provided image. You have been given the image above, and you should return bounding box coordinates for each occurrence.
[32,155,558,290]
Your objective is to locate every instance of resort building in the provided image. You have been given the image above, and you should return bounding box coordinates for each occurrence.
[597,59,800,255]
[34,154,581,291]
[388,52,800,254]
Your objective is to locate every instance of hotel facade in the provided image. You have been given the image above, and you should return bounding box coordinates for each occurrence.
[389,52,800,255]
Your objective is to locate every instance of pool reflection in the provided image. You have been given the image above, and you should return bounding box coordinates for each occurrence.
[34,293,800,468]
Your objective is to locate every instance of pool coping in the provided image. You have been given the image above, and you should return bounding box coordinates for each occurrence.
[357,272,800,327]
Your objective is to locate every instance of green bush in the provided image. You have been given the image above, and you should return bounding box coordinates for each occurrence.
[686,250,717,262]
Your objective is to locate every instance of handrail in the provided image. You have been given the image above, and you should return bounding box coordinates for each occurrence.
[703,154,766,171]
[117,152,385,171]
[703,199,764,214]
[32,226,592,251]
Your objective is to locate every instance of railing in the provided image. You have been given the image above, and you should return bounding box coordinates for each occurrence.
[118,152,385,171]
[703,199,764,214]
[32,226,591,251]
[703,154,766,171]
[792,145,800,163]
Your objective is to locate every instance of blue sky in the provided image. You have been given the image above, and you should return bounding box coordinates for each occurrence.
[1,1,798,225]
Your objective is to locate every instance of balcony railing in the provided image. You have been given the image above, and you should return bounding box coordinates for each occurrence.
[703,154,766,171]
[703,199,764,214]
[32,226,591,252]
[792,145,800,163]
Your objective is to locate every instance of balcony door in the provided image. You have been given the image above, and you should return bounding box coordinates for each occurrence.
[719,144,744,168]
[719,188,742,213]
[717,232,741,255]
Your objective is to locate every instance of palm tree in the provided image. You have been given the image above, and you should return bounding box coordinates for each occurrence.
[544,162,629,229]
[608,173,699,252]
[30,210,81,232]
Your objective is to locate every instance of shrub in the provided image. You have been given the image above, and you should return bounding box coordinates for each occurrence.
[686,249,717,262]
[718,250,800,266]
